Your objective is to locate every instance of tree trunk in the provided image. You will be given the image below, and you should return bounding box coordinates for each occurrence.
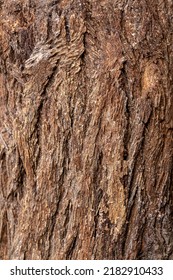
[0,0,173,260]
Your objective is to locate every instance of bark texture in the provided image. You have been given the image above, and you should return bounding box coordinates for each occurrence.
[0,0,173,260]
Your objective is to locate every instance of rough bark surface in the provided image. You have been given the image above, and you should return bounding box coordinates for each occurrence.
[0,0,173,260]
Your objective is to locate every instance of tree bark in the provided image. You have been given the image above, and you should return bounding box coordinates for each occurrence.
[0,0,173,260]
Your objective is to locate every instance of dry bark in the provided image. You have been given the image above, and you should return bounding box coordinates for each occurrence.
[0,0,173,260]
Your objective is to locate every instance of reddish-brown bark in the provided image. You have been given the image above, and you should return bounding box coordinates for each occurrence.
[0,0,173,259]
